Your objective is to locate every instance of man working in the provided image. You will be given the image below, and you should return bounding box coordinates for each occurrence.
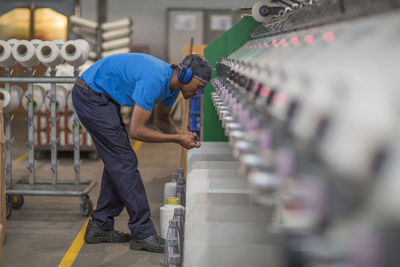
[71,53,211,253]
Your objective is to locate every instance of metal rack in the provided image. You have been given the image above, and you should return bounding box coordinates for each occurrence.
[0,67,97,218]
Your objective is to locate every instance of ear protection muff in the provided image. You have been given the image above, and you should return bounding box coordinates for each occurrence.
[178,55,194,84]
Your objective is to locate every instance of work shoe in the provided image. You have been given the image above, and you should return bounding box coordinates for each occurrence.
[130,234,165,253]
[84,219,130,244]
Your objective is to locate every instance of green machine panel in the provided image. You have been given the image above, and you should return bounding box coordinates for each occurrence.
[203,16,259,141]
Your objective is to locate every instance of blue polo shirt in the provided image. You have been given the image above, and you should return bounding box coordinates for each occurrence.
[80,53,179,111]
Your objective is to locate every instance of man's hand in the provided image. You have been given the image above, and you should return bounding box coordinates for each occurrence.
[178,132,201,149]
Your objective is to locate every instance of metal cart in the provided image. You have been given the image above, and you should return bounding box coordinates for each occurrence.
[0,66,97,218]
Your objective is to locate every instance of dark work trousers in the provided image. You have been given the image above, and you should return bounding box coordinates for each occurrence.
[71,82,156,239]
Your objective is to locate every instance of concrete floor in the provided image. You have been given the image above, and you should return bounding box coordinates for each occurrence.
[2,118,181,266]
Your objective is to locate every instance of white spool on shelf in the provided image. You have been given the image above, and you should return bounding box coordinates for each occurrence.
[88,51,97,60]
[101,47,130,58]
[252,1,272,22]
[0,89,11,110]
[34,131,48,146]
[101,18,132,32]
[160,197,184,239]
[67,92,74,111]
[36,41,64,67]
[86,133,93,146]
[52,40,64,48]
[59,131,80,146]
[12,40,40,67]
[102,28,132,41]
[21,85,45,112]
[45,85,68,112]
[71,26,97,36]
[0,40,17,67]
[3,85,23,112]
[59,114,66,130]
[68,115,85,134]
[7,39,18,46]
[61,39,90,67]
[30,39,42,47]
[69,15,98,30]
[102,37,131,51]
[34,116,48,131]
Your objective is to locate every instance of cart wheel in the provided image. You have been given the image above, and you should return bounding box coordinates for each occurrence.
[80,196,93,217]
[8,195,24,209]
[6,202,12,219]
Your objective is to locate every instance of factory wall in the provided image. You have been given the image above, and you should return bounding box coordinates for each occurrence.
[81,0,257,61]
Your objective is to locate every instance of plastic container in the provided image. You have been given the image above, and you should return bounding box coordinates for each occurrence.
[160,197,184,239]
[164,173,178,204]
[176,171,186,207]
[173,207,185,244]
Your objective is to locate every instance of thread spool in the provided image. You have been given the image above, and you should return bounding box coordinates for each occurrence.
[71,26,97,36]
[36,41,64,67]
[252,1,272,22]
[160,197,184,239]
[68,115,85,134]
[0,40,17,67]
[61,39,90,67]
[101,47,130,58]
[56,63,75,76]
[45,85,67,112]
[34,116,47,130]
[21,85,45,112]
[102,28,132,41]
[12,40,40,67]
[59,114,66,130]
[7,39,18,46]
[59,131,80,146]
[101,18,132,32]
[3,85,23,113]
[67,92,74,111]
[102,37,131,51]
[0,89,11,110]
[52,40,64,48]
[34,131,47,146]
[88,51,97,60]
[69,15,98,29]
[30,39,42,47]
[86,133,93,146]
[79,60,94,75]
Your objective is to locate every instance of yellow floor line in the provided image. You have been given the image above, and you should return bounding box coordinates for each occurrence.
[12,152,28,167]
[58,219,90,267]
[58,141,143,267]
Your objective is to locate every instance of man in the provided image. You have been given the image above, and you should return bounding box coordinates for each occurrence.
[71,53,211,253]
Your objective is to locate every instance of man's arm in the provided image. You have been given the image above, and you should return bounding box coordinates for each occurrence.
[154,102,182,134]
[129,104,200,149]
